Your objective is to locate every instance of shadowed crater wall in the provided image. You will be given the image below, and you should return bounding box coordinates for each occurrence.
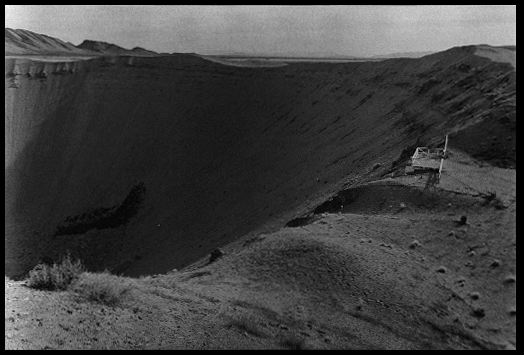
[5,46,515,278]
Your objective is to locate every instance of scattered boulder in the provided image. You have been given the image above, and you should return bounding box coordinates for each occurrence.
[379,242,392,249]
[469,292,480,300]
[356,297,365,311]
[409,240,421,249]
[471,307,485,318]
[490,259,501,268]
[372,163,381,171]
[436,266,447,273]
[481,191,506,209]
[455,215,468,226]
[399,202,406,210]
[492,199,507,209]
[456,277,466,287]
[504,275,516,284]
[209,248,225,263]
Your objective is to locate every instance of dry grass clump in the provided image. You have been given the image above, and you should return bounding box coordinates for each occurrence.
[280,333,308,350]
[72,271,131,306]
[228,314,267,338]
[26,254,132,306]
[26,254,84,290]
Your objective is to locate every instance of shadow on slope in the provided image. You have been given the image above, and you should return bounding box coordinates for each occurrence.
[4,45,516,278]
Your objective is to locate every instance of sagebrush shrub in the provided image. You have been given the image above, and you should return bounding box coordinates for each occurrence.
[26,254,84,290]
[73,271,131,306]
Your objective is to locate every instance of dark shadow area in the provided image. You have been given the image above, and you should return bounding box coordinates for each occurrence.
[285,214,316,228]
[5,48,515,278]
[55,182,146,236]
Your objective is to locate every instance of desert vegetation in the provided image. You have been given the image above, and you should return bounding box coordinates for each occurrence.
[72,272,131,306]
[26,253,84,290]
[26,254,131,306]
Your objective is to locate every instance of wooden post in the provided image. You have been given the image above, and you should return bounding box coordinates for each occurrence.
[443,134,449,157]
[438,158,444,182]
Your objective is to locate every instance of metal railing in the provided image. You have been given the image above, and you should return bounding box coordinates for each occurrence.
[410,135,449,181]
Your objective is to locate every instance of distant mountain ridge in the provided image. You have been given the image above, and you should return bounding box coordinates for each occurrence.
[371,50,435,59]
[5,28,94,56]
[4,27,514,60]
[5,28,159,56]
[199,49,361,59]
[77,39,158,56]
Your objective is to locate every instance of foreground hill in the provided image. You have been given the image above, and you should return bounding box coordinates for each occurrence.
[5,148,516,349]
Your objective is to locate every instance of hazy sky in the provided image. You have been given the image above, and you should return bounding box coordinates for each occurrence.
[5,5,516,56]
